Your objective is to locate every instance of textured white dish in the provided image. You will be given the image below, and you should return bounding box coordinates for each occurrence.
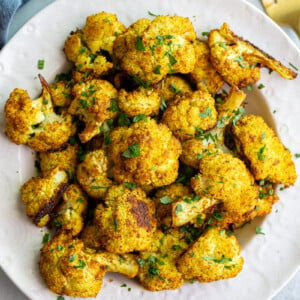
[0,0,299,299]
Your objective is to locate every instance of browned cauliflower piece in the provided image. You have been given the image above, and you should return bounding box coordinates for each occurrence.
[4,76,72,152]
[189,40,224,93]
[64,12,126,77]
[20,167,68,227]
[38,144,78,177]
[39,232,139,298]
[191,153,258,224]
[158,74,193,103]
[53,184,88,236]
[177,227,244,282]
[161,90,217,140]
[110,117,181,186]
[76,149,113,199]
[80,222,103,249]
[118,86,160,117]
[69,79,118,143]
[49,81,73,107]
[94,185,157,253]
[113,16,196,84]
[208,23,297,87]
[231,114,297,186]
[137,228,189,291]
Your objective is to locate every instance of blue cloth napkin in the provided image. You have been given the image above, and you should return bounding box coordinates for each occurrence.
[0,0,30,48]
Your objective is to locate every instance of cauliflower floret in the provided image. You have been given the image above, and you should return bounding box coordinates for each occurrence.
[20,167,68,227]
[69,79,118,143]
[118,86,160,117]
[110,117,182,186]
[176,227,244,282]
[113,16,196,84]
[39,144,78,177]
[189,40,224,93]
[158,74,193,103]
[76,149,113,199]
[137,229,189,291]
[39,232,139,298]
[191,153,258,224]
[161,90,217,140]
[231,114,297,186]
[4,75,73,152]
[64,12,126,77]
[53,184,88,236]
[208,23,297,87]
[94,185,157,253]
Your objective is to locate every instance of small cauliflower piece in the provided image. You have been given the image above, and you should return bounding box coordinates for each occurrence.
[69,79,118,143]
[53,184,88,236]
[39,144,78,177]
[231,114,297,186]
[110,117,182,186]
[113,15,196,84]
[189,40,224,93]
[161,90,217,140]
[94,185,157,254]
[4,75,72,152]
[177,227,244,282]
[191,153,258,224]
[39,232,139,298]
[118,87,160,117]
[64,12,126,77]
[208,23,297,87]
[137,228,189,291]
[158,75,193,103]
[76,149,113,199]
[21,167,68,227]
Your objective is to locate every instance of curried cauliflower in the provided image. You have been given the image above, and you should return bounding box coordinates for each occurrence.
[137,228,189,291]
[113,16,196,84]
[69,79,118,143]
[4,75,73,152]
[53,184,88,236]
[64,12,126,77]
[176,226,244,282]
[118,86,161,117]
[189,40,224,93]
[94,185,157,254]
[39,232,139,298]
[110,117,182,186]
[76,149,113,199]
[38,143,78,177]
[191,153,258,225]
[20,167,68,227]
[231,114,297,186]
[208,23,297,87]
[161,90,217,140]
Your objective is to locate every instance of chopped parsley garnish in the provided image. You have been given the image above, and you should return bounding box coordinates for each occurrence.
[175,204,183,214]
[294,153,300,158]
[135,35,146,51]
[57,245,64,251]
[148,11,160,17]
[289,62,298,71]
[114,218,119,231]
[122,142,141,158]
[202,31,209,36]
[68,254,76,262]
[123,182,138,189]
[258,83,265,89]
[42,233,50,244]
[170,83,181,94]
[139,256,165,281]
[257,144,267,161]
[78,99,89,108]
[118,112,131,126]
[246,84,252,91]
[37,59,45,70]
[160,97,167,111]
[57,296,65,300]
[159,196,173,204]
[131,74,151,89]
[74,259,86,269]
[202,254,232,264]
[199,107,213,119]
[133,114,147,123]
[232,106,245,126]
[218,42,227,49]
[172,244,182,250]
[91,186,108,189]
[109,99,119,112]
[153,65,161,74]
[255,226,265,235]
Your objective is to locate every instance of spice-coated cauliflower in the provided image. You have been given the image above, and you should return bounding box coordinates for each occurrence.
[109,117,182,186]
[4,76,73,152]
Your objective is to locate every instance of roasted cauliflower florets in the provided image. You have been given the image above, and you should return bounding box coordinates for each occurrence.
[189,40,224,93]
[231,114,297,186]
[177,227,244,282]
[161,90,217,140]
[191,153,258,224]
[39,232,139,298]
[110,117,182,186]
[113,16,196,84]
[208,23,297,87]
[69,79,118,143]
[76,149,113,199]
[64,12,126,77]
[53,184,88,236]
[94,185,157,253]
[4,76,73,152]
[20,167,68,227]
